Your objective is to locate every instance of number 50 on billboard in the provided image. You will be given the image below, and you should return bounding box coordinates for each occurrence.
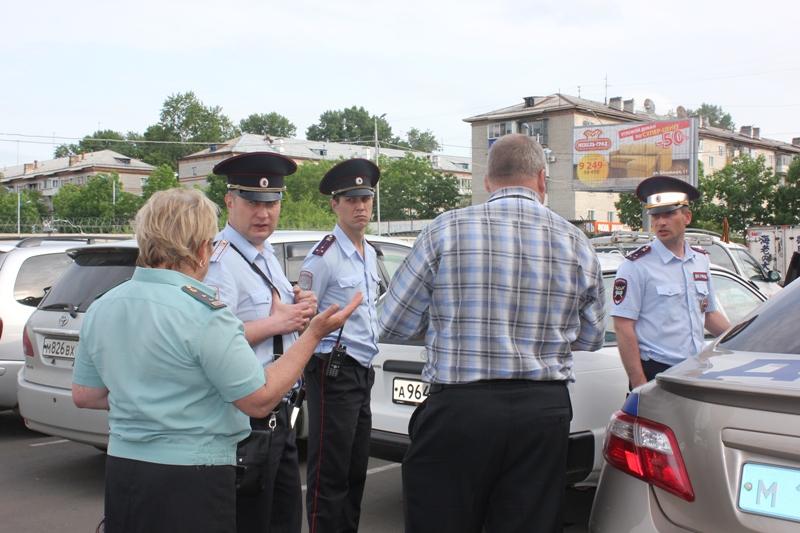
[572,117,699,192]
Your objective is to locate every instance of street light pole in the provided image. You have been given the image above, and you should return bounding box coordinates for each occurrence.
[374,113,386,235]
[17,191,21,235]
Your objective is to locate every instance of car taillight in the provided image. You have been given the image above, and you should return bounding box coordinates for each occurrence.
[23,327,34,357]
[603,410,695,502]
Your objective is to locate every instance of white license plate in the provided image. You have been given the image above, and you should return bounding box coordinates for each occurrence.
[392,378,429,406]
[739,463,800,523]
[42,338,78,359]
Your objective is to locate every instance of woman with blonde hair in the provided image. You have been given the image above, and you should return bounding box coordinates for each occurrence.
[72,188,360,532]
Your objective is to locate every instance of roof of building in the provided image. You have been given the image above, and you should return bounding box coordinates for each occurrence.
[464,93,800,154]
[181,133,472,175]
[1,150,155,183]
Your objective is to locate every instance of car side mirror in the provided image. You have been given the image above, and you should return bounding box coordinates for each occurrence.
[768,270,782,282]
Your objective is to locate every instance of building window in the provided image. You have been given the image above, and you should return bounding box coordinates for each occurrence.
[607,211,615,222]
[699,140,705,152]
[141,177,148,186]
[487,122,513,139]
[50,179,58,189]
[519,119,548,145]
[709,156,715,167]
[719,146,724,156]
[769,155,774,166]
[192,167,197,176]
[588,209,596,221]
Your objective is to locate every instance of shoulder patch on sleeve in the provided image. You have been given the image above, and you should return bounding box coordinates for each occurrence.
[690,245,710,255]
[613,278,628,304]
[312,235,336,256]
[298,271,313,291]
[210,240,229,263]
[182,285,227,309]
[625,245,651,261]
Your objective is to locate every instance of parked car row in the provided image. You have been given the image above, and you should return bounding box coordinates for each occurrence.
[0,236,132,413]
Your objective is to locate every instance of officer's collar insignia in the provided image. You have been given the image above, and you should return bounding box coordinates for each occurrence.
[625,245,651,261]
[182,285,227,309]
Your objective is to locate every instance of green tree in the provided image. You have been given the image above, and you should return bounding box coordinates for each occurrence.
[404,128,441,153]
[614,193,642,230]
[239,112,296,138]
[696,154,776,234]
[51,172,142,219]
[771,156,800,225]
[687,103,735,131]
[306,107,393,145]
[0,189,41,223]
[54,130,144,159]
[202,174,229,212]
[142,164,179,200]
[379,154,463,220]
[141,92,240,170]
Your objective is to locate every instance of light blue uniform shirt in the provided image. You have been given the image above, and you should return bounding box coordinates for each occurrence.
[610,238,718,367]
[298,224,380,366]
[204,223,298,367]
[72,268,266,466]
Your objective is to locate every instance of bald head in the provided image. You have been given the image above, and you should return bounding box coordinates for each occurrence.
[485,134,546,196]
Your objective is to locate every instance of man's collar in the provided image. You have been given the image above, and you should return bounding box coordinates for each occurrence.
[221,223,274,260]
[652,238,694,264]
[332,224,358,257]
[487,186,542,203]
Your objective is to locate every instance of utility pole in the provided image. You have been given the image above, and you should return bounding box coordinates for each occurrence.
[374,113,386,235]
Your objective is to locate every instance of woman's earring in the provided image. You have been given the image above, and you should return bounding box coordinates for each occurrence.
[200,260,206,267]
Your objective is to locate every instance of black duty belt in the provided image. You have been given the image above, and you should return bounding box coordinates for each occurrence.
[313,352,359,366]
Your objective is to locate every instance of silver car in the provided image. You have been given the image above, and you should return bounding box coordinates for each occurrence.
[17,231,412,446]
[370,253,768,486]
[590,273,800,532]
[0,236,130,412]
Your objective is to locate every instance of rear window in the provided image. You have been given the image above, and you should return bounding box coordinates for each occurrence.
[14,253,74,307]
[718,283,800,354]
[40,249,137,313]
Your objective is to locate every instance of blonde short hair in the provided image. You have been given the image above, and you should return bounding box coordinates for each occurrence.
[134,188,219,270]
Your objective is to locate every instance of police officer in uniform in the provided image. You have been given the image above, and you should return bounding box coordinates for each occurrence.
[611,175,731,389]
[298,159,381,533]
[203,152,318,533]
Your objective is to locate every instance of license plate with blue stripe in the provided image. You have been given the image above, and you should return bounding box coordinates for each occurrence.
[738,463,800,523]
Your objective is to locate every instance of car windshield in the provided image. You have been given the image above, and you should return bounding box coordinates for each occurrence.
[729,247,767,281]
[39,249,137,313]
[718,283,800,354]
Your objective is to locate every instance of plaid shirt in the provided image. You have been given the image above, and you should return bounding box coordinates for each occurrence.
[379,187,606,384]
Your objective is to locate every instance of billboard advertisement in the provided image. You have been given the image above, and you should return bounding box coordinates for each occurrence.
[572,117,698,192]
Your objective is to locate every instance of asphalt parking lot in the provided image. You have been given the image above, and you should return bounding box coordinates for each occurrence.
[0,410,594,532]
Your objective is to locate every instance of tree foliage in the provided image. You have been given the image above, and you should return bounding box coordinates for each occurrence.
[203,173,229,212]
[0,189,43,221]
[687,103,735,131]
[142,164,179,200]
[239,112,296,138]
[54,129,144,160]
[614,193,642,230]
[400,128,441,153]
[306,106,393,145]
[51,172,142,219]
[770,156,800,225]
[379,154,463,220]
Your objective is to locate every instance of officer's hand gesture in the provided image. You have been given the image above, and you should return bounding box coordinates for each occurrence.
[270,288,316,334]
[307,292,363,338]
[293,285,318,315]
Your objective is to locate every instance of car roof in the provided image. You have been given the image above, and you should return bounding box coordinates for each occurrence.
[65,230,413,258]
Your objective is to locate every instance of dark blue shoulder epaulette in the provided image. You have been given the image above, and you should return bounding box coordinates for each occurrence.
[312,235,336,256]
[365,238,376,249]
[182,286,226,309]
[625,245,651,261]
[691,245,710,255]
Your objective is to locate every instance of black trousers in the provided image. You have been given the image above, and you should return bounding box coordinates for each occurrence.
[403,380,572,533]
[641,359,672,382]
[236,402,303,533]
[104,455,236,533]
[304,354,374,533]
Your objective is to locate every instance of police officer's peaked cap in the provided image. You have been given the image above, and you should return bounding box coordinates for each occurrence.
[213,152,297,202]
[636,176,700,215]
[319,158,380,197]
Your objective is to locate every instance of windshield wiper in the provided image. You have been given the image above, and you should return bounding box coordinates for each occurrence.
[39,302,78,318]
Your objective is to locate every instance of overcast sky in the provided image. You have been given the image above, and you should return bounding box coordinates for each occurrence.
[2,0,797,169]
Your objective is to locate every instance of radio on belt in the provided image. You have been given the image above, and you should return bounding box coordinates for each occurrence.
[326,327,347,378]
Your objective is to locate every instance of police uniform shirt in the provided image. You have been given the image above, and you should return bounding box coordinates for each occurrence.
[298,224,380,366]
[203,223,297,367]
[610,237,718,367]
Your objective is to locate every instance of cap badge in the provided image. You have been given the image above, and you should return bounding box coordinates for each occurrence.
[260,178,269,188]
[655,194,661,203]
[355,177,363,185]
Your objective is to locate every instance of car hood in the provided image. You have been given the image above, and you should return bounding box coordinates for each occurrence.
[654,347,800,416]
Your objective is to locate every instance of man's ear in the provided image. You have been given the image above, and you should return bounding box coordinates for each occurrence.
[484,173,491,193]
